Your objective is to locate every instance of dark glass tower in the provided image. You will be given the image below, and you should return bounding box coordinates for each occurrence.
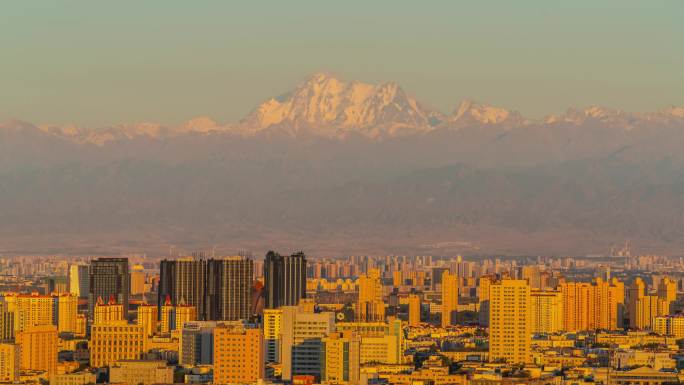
[264,251,307,309]
[89,257,130,319]
[158,258,208,320]
[205,257,253,321]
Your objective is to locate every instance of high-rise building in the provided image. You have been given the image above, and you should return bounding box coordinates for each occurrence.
[629,277,646,329]
[137,304,159,337]
[431,267,449,291]
[634,295,670,330]
[90,321,147,367]
[658,277,677,303]
[68,264,90,298]
[213,323,264,385]
[478,275,495,327]
[321,331,361,385]
[263,308,283,363]
[180,321,217,366]
[158,258,208,320]
[489,279,531,364]
[93,297,124,324]
[16,325,58,376]
[175,304,197,331]
[408,294,421,327]
[653,315,684,338]
[47,277,68,294]
[2,293,54,333]
[441,271,459,328]
[0,343,19,383]
[357,269,385,322]
[0,301,14,340]
[159,256,254,321]
[281,306,335,381]
[89,258,130,319]
[55,293,79,334]
[160,296,175,334]
[560,277,624,332]
[264,251,307,309]
[206,257,254,321]
[530,289,563,334]
[130,265,147,296]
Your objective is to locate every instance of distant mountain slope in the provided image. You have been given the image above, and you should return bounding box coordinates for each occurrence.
[1,74,684,256]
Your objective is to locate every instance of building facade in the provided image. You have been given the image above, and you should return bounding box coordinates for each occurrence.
[89,258,130,319]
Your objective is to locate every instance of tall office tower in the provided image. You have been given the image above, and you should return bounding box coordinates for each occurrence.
[321,332,361,385]
[264,251,307,309]
[629,277,646,329]
[89,258,130,319]
[206,257,254,321]
[357,269,385,322]
[408,294,421,327]
[69,264,90,298]
[213,323,264,385]
[658,277,677,303]
[130,264,147,295]
[2,293,54,333]
[93,297,124,324]
[159,258,208,320]
[16,325,58,376]
[0,301,14,340]
[54,293,79,334]
[530,289,563,334]
[634,295,670,330]
[489,279,531,364]
[137,304,159,337]
[281,306,336,381]
[90,320,147,367]
[263,308,283,363]
[441,271,459,327]
[180,321,217,366]
[0,343,20,383]
[478,275,495,326]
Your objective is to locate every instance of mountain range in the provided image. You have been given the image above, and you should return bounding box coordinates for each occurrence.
[2,73,684,256]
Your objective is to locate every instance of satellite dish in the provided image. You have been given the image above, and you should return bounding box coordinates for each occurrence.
[336,312,346,320]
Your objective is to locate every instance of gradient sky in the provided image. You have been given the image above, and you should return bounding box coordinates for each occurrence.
[1,1,682,127]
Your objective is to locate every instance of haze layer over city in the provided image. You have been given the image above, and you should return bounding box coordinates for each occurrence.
[1,2,684,385]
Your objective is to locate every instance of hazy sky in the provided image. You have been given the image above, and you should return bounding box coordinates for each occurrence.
[1,1,682,126]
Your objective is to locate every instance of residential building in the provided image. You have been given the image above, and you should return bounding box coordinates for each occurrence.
[16,324,58,376]
[489,279,531,364]
[441,271,459,327]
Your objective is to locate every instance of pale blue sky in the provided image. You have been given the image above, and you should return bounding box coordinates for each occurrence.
[1,1,682,126]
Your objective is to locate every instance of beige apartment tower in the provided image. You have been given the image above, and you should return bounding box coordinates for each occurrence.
[441,271,459,327]
[489,279,531,364]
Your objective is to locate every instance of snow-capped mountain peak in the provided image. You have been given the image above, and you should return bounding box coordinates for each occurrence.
[447,99,524,127]
[241,73,436,137]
